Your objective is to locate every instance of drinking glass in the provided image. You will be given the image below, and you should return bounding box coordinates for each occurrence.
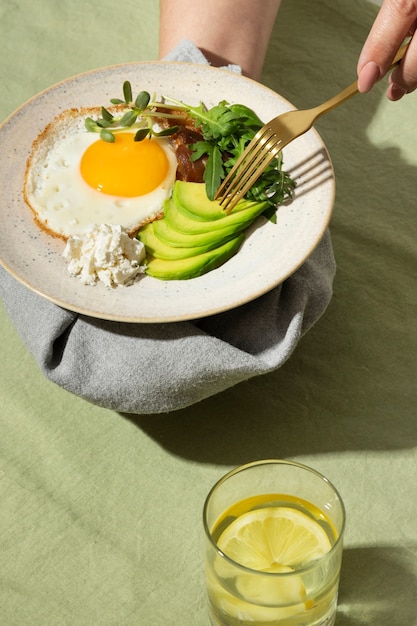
[203,459,346,626]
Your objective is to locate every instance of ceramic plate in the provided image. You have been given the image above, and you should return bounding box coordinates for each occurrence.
[0,62,334,323]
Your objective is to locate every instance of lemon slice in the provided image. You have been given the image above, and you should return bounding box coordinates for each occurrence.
[218,506,332,571]
[210,506,333,621]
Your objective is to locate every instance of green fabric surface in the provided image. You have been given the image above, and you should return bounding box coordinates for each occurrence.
[1,0,416,624]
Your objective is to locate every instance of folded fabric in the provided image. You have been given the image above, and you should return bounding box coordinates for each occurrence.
[0,41,336,414]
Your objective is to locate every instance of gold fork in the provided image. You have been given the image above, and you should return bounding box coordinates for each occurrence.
[216,41,409,212]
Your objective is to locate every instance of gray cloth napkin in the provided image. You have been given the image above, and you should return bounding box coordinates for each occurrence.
[0,41,336,414]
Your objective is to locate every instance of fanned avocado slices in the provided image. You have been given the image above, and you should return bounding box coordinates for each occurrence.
[137,181,268,280]
[145,234,245,280]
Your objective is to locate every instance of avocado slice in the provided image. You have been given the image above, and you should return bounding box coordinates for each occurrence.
[164,196,267,235]
[154,207,246,247]
[145,233,245,280]
[138,222,223,259]
[173,181,262,221]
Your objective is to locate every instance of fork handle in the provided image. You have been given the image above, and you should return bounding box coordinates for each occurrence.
[312,40,410,120]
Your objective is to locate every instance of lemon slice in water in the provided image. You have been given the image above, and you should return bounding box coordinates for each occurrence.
[218,506,332,572]
[212,506,333,620]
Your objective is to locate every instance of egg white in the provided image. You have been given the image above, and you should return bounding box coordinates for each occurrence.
[24,108,177,239]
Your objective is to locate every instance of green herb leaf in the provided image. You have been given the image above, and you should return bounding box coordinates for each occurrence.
[96,118,113,128]
[153,125,179,137]
[134,128,150,141]
[101,106,114,122]
[186,101,237,139]
[120,110,138,127]
[228,103,263,128]
[85,117,99,132]
[203,145,224,200]
[100,129,115,143]
[109,98,125,105]
[123,81,133,104]
[135,91,151,110]
[189,140,212,161]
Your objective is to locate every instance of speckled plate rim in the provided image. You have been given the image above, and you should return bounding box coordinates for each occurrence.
[0,61,335,323]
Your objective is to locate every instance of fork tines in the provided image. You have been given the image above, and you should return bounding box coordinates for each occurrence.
[215,128,283,213]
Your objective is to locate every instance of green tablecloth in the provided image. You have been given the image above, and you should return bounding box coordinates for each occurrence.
[1,0,416,624]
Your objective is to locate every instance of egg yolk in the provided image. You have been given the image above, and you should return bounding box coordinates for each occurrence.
[80,133,169,197]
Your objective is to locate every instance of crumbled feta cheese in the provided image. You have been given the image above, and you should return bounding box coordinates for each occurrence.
[63,223,146,287]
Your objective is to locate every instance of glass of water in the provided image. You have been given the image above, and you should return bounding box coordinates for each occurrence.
[203,459,346,625]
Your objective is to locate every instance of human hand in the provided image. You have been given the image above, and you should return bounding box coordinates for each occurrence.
[357,0,417,100]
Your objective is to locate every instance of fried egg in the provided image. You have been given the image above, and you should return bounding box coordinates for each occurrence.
[24,108,177,239]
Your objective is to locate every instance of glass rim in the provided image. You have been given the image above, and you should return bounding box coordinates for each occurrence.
[203,458,346,577]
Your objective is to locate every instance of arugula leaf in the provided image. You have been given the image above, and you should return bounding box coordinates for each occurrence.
[186,101,235,138]
[203,145,224,200]
[189,140,213,161]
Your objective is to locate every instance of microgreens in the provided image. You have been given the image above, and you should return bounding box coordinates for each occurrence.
[84,80,184,143]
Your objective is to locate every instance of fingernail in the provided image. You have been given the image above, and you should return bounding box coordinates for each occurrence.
[387,82,407,101]
[358,61,381,93]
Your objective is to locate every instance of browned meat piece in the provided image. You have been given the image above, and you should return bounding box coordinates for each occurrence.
[156,110,207,183]
[171,127,206,182]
